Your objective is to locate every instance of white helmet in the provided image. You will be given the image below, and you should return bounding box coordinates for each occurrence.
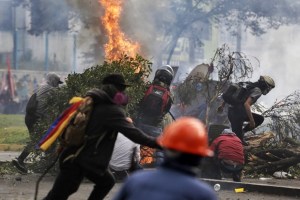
[259,75,275,95]
[259,76,275,88]
[154,65,174,85]
[161,65,174,77]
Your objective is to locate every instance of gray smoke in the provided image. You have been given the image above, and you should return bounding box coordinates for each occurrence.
[241,25,300,107]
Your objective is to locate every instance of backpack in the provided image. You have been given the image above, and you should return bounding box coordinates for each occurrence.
[139,84,170,118]
[26,93,38,115]
[25,93,38,129]
[38,96,94,151]
[222,82,254,105]
[60,96,94,147]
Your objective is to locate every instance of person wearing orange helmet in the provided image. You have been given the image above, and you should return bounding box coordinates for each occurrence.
[113,117,217,200]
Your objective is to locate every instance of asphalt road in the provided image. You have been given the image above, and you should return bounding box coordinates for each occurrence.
[1,151,300,200]
[1,174,299,200]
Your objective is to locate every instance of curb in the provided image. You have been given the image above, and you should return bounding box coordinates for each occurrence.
[202,178,300,197]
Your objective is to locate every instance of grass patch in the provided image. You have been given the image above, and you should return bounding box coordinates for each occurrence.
[0,144,25,151]
[0,114,29,148]
[0,114,26,128]
[0,127,29,144]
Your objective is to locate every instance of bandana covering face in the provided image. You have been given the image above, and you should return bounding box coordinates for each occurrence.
[113,92,129,106]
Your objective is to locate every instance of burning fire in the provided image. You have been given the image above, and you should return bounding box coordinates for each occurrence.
[99,0,140,61]
[140,146,156,166]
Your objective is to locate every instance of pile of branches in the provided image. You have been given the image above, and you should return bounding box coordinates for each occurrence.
[245,132,300,176]
[244,91,300,176]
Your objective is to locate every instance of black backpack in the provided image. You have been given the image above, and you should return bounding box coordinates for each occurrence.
[25,93,38,129]
[26,93,38,115]
[222,82,254,105]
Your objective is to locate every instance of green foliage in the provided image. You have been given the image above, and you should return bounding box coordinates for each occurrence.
[11,55,152,154]
[43,55,152,128]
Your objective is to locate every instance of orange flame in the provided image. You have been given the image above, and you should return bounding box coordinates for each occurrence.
[99,0,140,61]
[140,146,156,166]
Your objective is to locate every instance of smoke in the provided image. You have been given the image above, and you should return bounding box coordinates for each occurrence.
[242,25,300,107]
[65,0,175,70]
[121,1,172,59]
[57,0,300,100]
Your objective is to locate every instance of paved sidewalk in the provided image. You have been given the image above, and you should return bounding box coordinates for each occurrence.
[0,151,20,162]
[1,151,299,200]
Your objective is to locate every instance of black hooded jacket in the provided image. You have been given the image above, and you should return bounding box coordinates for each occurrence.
[62,88,159,175]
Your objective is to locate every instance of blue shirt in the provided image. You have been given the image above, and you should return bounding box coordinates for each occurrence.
[113,167,217,200]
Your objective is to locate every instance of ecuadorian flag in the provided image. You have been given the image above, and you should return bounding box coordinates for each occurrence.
[37,97,83,151]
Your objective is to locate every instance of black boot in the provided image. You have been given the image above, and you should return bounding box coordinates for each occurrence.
[12,150,30,173]
[232,172,242,182]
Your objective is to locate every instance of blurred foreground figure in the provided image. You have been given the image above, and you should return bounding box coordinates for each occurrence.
[113,117,217,200]
[43,73,160,200]
[202,129,244,182]
[12,72,63,173]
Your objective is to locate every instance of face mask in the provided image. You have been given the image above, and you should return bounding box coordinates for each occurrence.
[113,92,129,106]
[262,89,268,95]
[262,83,272,95]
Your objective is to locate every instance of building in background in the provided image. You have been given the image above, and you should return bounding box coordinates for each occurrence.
[0,0,76,73]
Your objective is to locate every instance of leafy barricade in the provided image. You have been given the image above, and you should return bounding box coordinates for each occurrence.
[173,45,300,177]
[2,55,152,174]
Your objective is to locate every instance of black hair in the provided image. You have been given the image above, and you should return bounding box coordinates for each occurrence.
[164,150,203,167]
[115,84,126,92]
[101,84,118,99]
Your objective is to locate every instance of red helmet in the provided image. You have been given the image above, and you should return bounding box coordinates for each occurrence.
[157,117,213,157]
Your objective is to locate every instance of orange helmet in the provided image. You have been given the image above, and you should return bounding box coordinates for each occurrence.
[157,117,213,157]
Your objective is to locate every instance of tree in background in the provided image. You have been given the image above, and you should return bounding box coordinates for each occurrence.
[162,0,300,64]
[29,0,69,35]
[14,0,300,66]
[175,44,254,124]
[175,44,300,142]
[16,0,70,36]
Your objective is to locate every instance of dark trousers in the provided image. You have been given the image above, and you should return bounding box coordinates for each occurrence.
[44,158,115,200]
[228,105,264,141]
[17,116,38,163]
[201,157,243,182]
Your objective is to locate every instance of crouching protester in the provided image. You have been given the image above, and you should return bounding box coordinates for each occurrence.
[112,117,218,200]
[43,73,161,200]
[202,128,244,182]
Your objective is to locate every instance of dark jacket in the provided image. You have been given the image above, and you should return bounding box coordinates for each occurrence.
[61,88,159,175]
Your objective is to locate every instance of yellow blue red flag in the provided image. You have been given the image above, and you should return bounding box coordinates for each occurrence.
[37,97,83,151]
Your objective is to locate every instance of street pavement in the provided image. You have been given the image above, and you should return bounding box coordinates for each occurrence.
[1,151,299,200]
[0,151,20,162]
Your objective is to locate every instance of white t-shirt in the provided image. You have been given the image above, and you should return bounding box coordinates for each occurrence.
[109,133,140,171]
